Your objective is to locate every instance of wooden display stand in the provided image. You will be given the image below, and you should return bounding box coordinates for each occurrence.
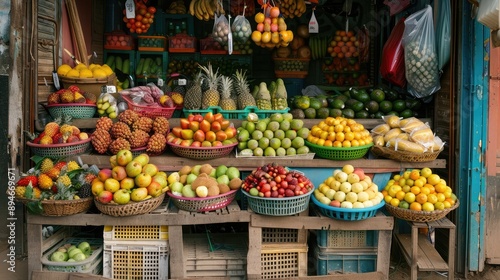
[394,217,456,280]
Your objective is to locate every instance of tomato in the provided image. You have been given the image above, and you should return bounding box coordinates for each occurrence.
[147,7,156,14]
[144,12,151,18]
[135,21,142,28]
[141,17,149,24]
[135,14,143,21]
[129,18,135,24]
[136,28,143,34]
[138,8,147,15]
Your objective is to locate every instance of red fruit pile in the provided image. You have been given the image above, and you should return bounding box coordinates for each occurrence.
[123,2,157,34]
[242,163,314,198]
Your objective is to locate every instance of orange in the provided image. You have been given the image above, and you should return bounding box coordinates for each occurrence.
[434,202,445,210]
[420,186,431,195]
[390,198,400,207]
[327,132,336,141]
[402,185,411,193]
[381,190,388,197]
[436,193,446,202]
[345,132,354,141]
[395,190,406,201]
[351,139,360,147]
[403,170,411,180]
[427,194,438,204]
[445,197,455,206]
[427,174,441,185]
[404,192,416,203]
[316,139,325,146]
[421,167,433,178]
[334,124,344,133]
[410,170,421,180]
[342,140,352,148]
[254,12,265,23]
[422,202,435,212]
[393,174,401,181]
[416,193,428,204]
[323,140,333,147]
[434,182,447,193]
[410,202,422,211]
[443,200,452,209]
[405,179,414,187]
[410,186,421,195]
[335,132,345,142]
[384,195,393,204]
[333,141,342,148]
[388,185,402,198]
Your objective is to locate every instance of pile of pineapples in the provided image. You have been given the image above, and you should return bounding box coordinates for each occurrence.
[182,62,283,111]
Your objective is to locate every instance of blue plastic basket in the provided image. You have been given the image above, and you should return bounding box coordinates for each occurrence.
[311,194,385,221]
[241,190,312,216]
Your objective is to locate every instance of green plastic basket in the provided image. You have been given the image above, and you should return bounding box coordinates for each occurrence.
[182,106,219,117]
[252,107,290,119]
[305,141,373,160]
[46,104,97,119]
[241,190,312,216]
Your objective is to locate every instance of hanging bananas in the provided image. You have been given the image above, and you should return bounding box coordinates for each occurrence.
[189,0,226,21]
[277,0,307,19]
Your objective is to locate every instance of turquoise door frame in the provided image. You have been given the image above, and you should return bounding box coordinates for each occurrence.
[457,1,489,273]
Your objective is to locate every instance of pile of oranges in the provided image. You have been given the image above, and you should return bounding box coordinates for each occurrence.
[307,117,373,148]
[382,168,457,212]
[327,30,360,59]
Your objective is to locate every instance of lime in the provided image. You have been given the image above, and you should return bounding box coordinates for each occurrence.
[370,89,385,102]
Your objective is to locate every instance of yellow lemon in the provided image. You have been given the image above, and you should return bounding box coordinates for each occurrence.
[57,64,72,77]
[88,64,100,71]
[79,69,93,78]
[74,63,88,71]
[92,68,107,79]
[101,64,114,76]
[65,69,80,78]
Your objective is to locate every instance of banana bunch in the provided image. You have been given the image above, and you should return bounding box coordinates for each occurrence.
[189,0,225,21]
[166,0,187,14]
[277,0,307,19]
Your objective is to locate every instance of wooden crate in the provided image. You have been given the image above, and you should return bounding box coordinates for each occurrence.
[260,243,308,279]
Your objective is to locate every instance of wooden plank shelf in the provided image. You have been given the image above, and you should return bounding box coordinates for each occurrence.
[395,233,449,271]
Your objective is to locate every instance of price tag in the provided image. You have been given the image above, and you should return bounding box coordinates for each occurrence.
[101,85,117,94]
[157,78,164,87]
[309,10,319,34]
[228,32,233,55]
[178,78,187,86]
[125,0,135,19]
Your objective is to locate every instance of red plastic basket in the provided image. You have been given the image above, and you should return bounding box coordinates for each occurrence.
[167,189,238,212]
[122,95,175,119]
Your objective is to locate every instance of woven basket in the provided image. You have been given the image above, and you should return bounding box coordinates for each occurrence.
[167,142,237,160]
[371,145,442,162]
[305,141,373,160]
[60,73,116,100]
[311,194,385,221]
[385,199,459,222]
[241,190,312,216]
[18,197,93,216]
[45,103,97,119]
[26,138,92,158]
[167,189,238,212]
[122,95,176,119]
[94,193,165,217]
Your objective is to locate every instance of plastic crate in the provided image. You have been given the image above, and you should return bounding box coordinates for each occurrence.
[103,240,169,280]
[251,107,290,119]
[169,34,196,53]
[162,14,195,36]
[41,237,103,272]
[199,54,252,77]
[184,233,248,279]
[316,230,377,249]
[273,57,310,72]
[218,107,253,119]
[135,51,169,79]
[103,225,168,241]
[138,36,167,51]
[262,228,302,243]
[200,36,226,54]
[167,52,200,78]
[103,50,136,79]
[313,246,377,275]
[104,32,134,50]
[260,244,308,279]
[283,78,305,98]
[183,106,219,117]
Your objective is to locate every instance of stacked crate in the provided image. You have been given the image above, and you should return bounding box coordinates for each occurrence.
[102,225,169,280]
[310,229,378,275]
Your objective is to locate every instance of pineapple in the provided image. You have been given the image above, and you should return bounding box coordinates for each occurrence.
[218,76,237,110]
[256,82,272,110]
[183,72,203,110]
[199,63,221,109]
[233,69,256,109]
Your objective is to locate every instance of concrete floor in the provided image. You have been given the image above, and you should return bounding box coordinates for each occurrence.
[2,236,500,280]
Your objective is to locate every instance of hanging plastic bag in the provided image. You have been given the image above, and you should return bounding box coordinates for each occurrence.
[212,13,231,46]
[436,0,451,71]
[232,13,252,43]
[380,17,406,87]
[403,5,440,98]
[383,0,411,16]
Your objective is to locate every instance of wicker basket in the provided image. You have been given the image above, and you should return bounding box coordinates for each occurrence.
[385,199,459,222]
[94,193,165,217]
[311,194,385,221]
[371,145,442,162]
[45,103,97,119]
[241,190,312,216]
[305,141,373,160]
[26,138,92,158]
[122,95,176,119]
[18,197,93,216]
[60,73,116,100]
[167,142,237,160]
[167,189,238,212]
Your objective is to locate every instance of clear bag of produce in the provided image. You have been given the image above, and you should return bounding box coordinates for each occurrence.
[402,5,440,98]
[212,13,231,46]
[231,14,252,43]
[380,17,406,87]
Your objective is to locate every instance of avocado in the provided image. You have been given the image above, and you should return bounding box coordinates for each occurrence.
[392,100,407,112]
[370,89,385,103]
[316,108,330,119]
[350,100,365,112]
[329,108,343,117]
[355,110,370,119]
[290,108,305,119]
[304,108,317,119]
[364,100,379,114]
[385,89,399,101]
[330,98,345,110]
[400,109,414,119]
[373,111,384,119]
[379,100,393,113]
[342,108,355,119]
[309,98,323,110]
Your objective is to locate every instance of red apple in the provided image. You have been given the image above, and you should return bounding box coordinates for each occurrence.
[212,141,223,147]
[211,121,221,132]
[215,130,227,141]
[213,113,224,123]
[191,141,202,147]
[180,129,194,140]
[172,127,182,138]
[147,181,162,197]
[98,190,113,204]
[201,140,212,147]
[109,155,118,168]
[200,120,211,133]
[172,137,183,145]
[193,130,205,142]
[205,131,216,142]
[224,127,237,139]
[193,114,204,122]
[112,166,128,181]
[353,168,366,180]
[166,133,176,142]
[189,121,200,131]
[116,149,133,166]
[204,112,214,123]
[180,139,193,146]
[220,119,230,130]
[98,168,112,182]
[187,114,195,122]
[180,118,190,129]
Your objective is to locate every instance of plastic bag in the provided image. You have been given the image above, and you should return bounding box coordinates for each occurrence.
[301,85,325,97]
[212,13,231,46]
[231,15,252,44]
[436,0,451,71]
[380,17,406,87]
[383,0,411,16]
[97,92,118,117]
[403,5,440,98]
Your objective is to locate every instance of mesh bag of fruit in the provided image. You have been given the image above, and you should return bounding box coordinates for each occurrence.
[402,5,440,98]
